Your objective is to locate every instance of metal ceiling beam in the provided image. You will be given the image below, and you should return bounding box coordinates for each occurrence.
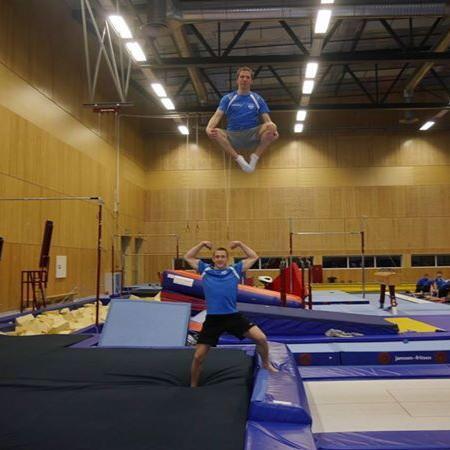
[344,65,376,103]
[175,102,450,113]
[420,17,442,48]
[349,20,367,53]
[404,27,450,95]
[87,0,180,117]
[199,68,222,99]
[188,24,216,57]
[145,51,450,69]
[381,63,409,103]
[167,21,209,105]
[222,21,251,57]
[379,19,407,50]
[279,21,310,56]
[253,66,263,80]
[175,77,191,97]
[322,19,343,51]
[430,67,450,98]
[167,2,448,22]
[334,68,347,97]
[316,64,334,90]
[267,65,299,104]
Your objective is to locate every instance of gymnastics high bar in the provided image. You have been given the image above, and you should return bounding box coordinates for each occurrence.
[0,196,104,328]
[289,229,366,302]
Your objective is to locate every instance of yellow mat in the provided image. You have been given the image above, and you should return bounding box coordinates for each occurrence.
[385,317,444,333]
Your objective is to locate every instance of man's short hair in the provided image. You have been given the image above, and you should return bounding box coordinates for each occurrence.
[214,247,229,256]
[236,66,254,79]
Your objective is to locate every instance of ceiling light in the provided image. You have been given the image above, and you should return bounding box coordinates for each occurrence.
[125,42,146,62]
[296,110,307,121]
[160,98,175,110]
[108,15,133,39]
[178,125,189,135]
[151,83,167,98]
[302,80,315,94]
[305,62,319,79]
[419,121,435,131]
[294,123,304,133]
[321,0,335,4]
[315,9,332,34]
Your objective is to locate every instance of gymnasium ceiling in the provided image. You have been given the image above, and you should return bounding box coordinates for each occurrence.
[68,0,450,133]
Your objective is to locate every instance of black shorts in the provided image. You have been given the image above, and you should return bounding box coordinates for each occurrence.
[197,313,256,347]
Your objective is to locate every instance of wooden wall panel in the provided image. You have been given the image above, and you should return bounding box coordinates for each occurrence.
[144,131,450,283]
[0,1,149,311]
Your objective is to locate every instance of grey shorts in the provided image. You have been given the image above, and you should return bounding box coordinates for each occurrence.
[226,125,261,151]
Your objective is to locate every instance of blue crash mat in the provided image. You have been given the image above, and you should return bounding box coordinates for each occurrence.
[315,430,450,449]
[245,422,316,450]
[299,364,450,380]
[237,302,398,336]
[99,299,191,347]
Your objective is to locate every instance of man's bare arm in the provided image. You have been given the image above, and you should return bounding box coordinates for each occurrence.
[230,241,259,272]
[260,113,277,128]
[184,241,212,271]
[206,109,225,136]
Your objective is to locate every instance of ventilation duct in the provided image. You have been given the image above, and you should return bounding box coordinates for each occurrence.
[145,0,170,37]
[399,91,419,124]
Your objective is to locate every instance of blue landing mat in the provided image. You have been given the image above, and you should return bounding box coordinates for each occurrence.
[314,298,450,316]
[410,314,450,331]
[245,422,316,450]
[311,291,369,305]
[220,330,450,346]
[315,430,450,450]
[299,364,450,380]
[237,302,398,336]
[99,299,191,347]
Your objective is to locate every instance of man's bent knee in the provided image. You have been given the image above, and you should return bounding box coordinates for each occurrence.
[261,130,279,144]
[193,353,206,365]
[260,123,277,134]
[253,335,268,346]
[207,128,227,141]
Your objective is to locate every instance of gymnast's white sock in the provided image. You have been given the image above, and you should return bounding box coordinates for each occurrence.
[249,153,260,171]
[235,155,253,173]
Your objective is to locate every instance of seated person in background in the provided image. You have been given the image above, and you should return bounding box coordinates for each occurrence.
[431,271,446,297]
[415,273,432,293]
[438,278,450,300]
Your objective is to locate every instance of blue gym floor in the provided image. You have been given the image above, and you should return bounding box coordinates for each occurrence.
[313,291,450,317]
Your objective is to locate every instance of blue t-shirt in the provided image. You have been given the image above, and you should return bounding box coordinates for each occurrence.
[198,260,244,314]
[218,91,269,131]
[417,277,432,288]
[435,277,446,289]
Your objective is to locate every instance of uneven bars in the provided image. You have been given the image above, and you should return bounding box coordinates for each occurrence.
[123,253,172,256]
[292,231,361,236]
[0,196,103,202]
[289,229,366,299]
[0,196,104,328]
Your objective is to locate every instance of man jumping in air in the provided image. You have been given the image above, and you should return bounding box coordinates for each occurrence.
[206,67,279,173]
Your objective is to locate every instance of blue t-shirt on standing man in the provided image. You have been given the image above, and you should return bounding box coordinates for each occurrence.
[197,260,244,314]
[218,91,270,131]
